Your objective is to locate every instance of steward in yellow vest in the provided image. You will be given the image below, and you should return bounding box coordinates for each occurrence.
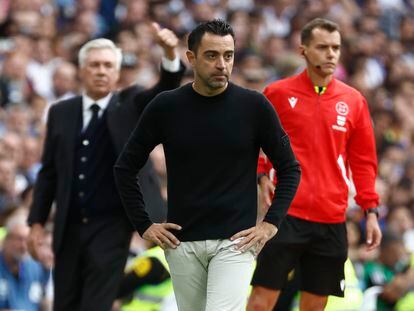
[118,247,174,311]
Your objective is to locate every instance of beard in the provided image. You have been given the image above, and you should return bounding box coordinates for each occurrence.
[205,74,229,90]
[208,79,227,89]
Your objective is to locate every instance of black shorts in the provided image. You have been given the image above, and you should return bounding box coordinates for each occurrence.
[251,215,347,297]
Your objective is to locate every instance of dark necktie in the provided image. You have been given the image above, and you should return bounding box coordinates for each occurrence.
[85,103,100,133]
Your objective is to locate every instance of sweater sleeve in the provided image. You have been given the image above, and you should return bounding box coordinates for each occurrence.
[114,98,163,236]
[348,96,379,210]
[132,62,185,114]
[258,95,301,228]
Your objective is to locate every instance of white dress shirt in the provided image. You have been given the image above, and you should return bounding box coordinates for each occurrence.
[82,92,112,130]
[81,56,180,130]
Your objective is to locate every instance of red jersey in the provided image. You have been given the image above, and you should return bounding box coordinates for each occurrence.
[259,70,379,223]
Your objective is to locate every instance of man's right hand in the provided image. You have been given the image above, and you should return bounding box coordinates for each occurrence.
[27,223,45,261]
[142,223,182,249]
[150,22,178,61]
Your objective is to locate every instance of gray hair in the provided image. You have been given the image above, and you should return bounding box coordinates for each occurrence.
[78,38,123,71]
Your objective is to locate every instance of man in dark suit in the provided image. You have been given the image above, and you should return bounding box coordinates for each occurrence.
[27,23,184,311]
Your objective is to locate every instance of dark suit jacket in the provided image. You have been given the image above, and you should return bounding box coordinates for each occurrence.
[28,65,184,253]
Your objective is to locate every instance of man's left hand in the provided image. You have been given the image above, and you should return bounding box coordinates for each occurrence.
[365,213,382,251]
[230,222,278,255]
[150,22,178,60]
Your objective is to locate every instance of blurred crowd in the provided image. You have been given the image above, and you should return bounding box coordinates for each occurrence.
[0,0,414,310]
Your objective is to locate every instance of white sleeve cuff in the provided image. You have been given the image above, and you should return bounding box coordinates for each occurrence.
[161,56,180,72]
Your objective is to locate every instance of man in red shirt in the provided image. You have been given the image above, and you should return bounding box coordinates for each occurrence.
[247,18,382,311]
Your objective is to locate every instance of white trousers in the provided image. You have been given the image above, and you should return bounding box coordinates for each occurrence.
[164,239,255,311]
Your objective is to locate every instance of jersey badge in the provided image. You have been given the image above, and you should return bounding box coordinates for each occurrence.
[335,101,349,115]
[333,102,349,132]
[288,97,298,108]
[133,257,153,277]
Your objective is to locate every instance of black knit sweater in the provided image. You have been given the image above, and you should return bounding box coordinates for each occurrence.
[114,82,301,241]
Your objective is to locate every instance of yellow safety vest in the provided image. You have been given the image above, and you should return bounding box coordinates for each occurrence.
[395,253,414,311]
[291,258,363,311]
[122,247,173,311]
[325,259,363,311]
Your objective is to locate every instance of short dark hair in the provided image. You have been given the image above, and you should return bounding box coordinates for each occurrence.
[188,19,235,53]
[301,18,340,45]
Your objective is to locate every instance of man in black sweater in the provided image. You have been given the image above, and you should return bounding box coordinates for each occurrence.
[114,19,301,311]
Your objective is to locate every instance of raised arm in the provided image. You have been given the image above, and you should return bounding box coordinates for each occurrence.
[124,22,185,113]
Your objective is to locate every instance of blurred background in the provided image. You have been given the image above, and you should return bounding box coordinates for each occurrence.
[0,0,414,310]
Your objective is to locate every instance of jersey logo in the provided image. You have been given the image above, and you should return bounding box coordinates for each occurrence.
[288,97,298,108]
[335,101,349,115]
[340,279,345,292]
[133,257,153,277]
[337,115,346,126]
[333,103,348,132]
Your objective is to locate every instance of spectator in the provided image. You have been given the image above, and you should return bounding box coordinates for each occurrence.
[0,217,47,311]
[43,61,78,121]
[363,230,414,310]
[26,38,61,101]
[117,52,140,89]
[4,105,32,135]
[0,51,32,107]
[19,135,41,186]
[51,61,78,101]
[0,158,20,219]
[387,205,414,252]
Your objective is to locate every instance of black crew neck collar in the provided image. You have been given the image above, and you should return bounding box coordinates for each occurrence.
[187,82,232,101]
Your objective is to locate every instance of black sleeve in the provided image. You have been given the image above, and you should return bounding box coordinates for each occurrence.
[258,96,301,228]
[132,62,185,115]
[28,105,57,225]
[114,98,163,235]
